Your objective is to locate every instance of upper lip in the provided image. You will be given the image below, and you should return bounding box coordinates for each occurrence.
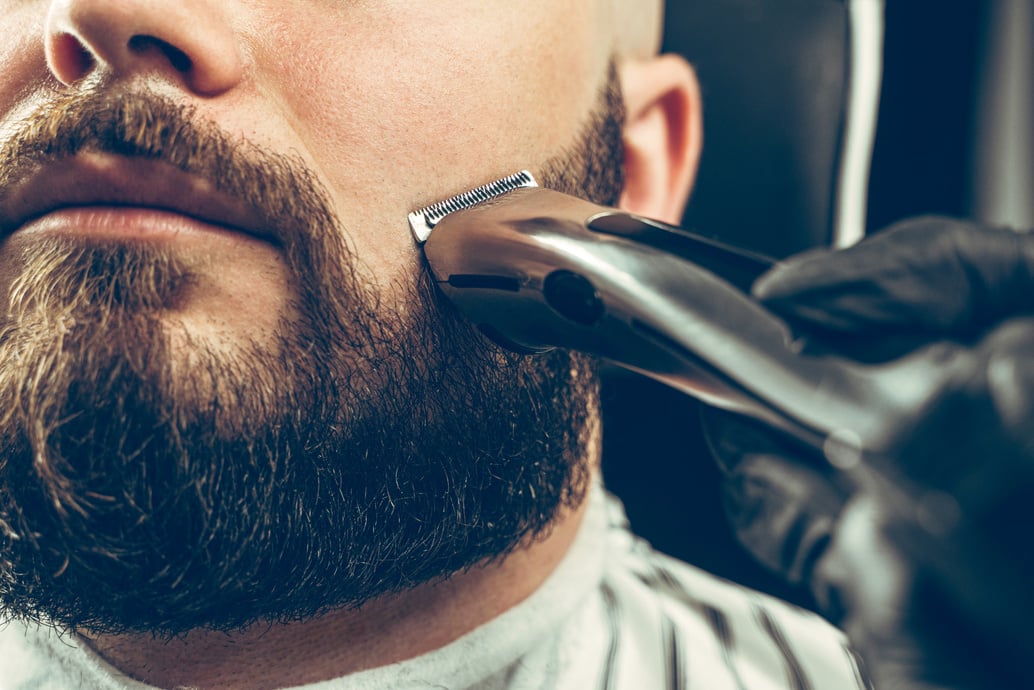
[0,154,277,244]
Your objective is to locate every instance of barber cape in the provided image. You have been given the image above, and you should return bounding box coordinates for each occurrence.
[0,483,867,690]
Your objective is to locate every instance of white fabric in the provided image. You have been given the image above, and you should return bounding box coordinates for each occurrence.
[0,485,865,689]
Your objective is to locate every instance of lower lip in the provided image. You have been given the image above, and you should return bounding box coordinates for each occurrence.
[15,206,266,247]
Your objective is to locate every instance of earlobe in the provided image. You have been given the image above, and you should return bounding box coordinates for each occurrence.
[618,55,702,225]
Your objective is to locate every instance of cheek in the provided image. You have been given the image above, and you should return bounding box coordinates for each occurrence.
[281,4,600,145]
[247,3,606,280]
[0,7,51,118]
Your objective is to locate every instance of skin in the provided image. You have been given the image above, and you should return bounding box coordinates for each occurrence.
[0,1,701,687]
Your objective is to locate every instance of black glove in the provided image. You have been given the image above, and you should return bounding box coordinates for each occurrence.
[754,215,1034,354]
[705,216,1034,689]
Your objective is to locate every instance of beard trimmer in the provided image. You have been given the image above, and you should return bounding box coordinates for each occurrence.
[410,172,1034,659]
[409,171,969,469]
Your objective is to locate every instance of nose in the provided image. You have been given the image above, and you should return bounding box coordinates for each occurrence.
[44,0,244,96]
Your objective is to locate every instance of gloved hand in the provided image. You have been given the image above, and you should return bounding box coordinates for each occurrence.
[705,216,1034,689]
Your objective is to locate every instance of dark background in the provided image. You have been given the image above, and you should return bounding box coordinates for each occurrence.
[601,1,992,608]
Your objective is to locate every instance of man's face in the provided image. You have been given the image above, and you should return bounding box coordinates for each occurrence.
[0,2,626,635]
[3,0,614,333]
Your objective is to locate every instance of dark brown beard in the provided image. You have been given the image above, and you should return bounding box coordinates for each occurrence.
[0,67,625,636]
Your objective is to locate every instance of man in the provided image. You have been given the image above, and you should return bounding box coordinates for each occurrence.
[0,1,865,688]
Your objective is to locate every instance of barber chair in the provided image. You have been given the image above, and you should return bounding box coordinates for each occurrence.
[601,0,883,606]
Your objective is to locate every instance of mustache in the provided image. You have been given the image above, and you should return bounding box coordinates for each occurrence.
[0,85,370,337]
[0,86,336,253]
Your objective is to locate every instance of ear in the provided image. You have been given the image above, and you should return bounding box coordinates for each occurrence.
[618,54,702,225]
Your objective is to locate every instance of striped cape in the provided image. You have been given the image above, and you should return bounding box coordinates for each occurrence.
[0,485,868,689]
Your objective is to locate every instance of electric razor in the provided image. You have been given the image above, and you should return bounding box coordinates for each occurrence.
[408,171,969,474]
[408,171,1034,653]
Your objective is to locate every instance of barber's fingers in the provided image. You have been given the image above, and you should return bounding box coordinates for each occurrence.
[721,453,845,587]
[754,217,1034,341]
[813,496,908,638]
[702,409,851,587]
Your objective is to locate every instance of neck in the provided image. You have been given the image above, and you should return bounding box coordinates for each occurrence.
[81,485,591,690]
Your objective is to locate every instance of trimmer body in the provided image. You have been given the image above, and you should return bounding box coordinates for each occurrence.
[417,184,962,460]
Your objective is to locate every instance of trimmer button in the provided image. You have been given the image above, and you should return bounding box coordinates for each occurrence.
[543,270,604,327]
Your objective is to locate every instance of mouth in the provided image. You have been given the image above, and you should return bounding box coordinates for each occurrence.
[0,153,278,247]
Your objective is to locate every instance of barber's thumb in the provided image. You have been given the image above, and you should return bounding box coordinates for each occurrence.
[978,317,1034,437]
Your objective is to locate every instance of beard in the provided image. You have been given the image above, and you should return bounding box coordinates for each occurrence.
[0,70,626,636]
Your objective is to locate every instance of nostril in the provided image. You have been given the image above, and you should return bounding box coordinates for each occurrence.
[127,35,193,74]
[50,32,96,83]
